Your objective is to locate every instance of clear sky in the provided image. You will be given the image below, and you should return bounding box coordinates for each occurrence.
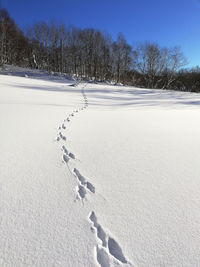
[2,0,200,68]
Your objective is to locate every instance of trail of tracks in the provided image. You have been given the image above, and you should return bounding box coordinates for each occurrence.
[55,82,133,267]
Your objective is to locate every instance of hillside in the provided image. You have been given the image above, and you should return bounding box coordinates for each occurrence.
[1,67,200,266]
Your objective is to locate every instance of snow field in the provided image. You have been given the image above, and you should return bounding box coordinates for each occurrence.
[1,69,200,266]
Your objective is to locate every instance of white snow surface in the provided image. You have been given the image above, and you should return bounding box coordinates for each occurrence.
[1,66,200,266]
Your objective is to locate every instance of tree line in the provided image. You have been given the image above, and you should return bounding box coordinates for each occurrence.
[1,7,200,92]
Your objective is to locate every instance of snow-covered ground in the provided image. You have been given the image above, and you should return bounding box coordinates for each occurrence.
[1,67,200,266]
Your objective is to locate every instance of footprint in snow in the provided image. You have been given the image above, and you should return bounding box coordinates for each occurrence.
[108,237,128,264]
[74,168,86,185]
[62,154,69,164]
[59,132,66,141]
[73,168,95,194]
[96,246,110,267]
[61,146,77,160]
[77,185,87,200]
[89,211,130,266]
[89,211,107,247]
[86,181,95,193]
[62,136,66,141]
[61,145,69,155]
[69,152,75,160]
[62,153,73,174]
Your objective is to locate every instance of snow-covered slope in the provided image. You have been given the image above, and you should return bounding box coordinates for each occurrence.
[1,68,200,267]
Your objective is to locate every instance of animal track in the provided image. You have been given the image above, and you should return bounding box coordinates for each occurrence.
[57,83,122,266]
[108,237,128,264]
[69,152,75,160]
[96,246,110,267]
[61,145,76,160]
[55,83,92,202]
[89,211,107,247]
[62,145,69,155]
[74,168,86,185]
[73,168,95,194]
[86,181,95,193]
[77,185,87,200]
[56,83,133,266]
[62,154,69,164]
[89,211,131,266]
[58,132,66,141]
[74,168,86,184]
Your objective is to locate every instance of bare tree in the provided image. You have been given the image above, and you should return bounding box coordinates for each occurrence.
[133,42,187,88]
[0,8,30,66]
[162,46,188,89]
[133,42,162,88]
[112,33,132,83]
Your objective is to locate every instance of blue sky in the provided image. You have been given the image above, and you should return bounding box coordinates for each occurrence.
[2,0,200,68]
